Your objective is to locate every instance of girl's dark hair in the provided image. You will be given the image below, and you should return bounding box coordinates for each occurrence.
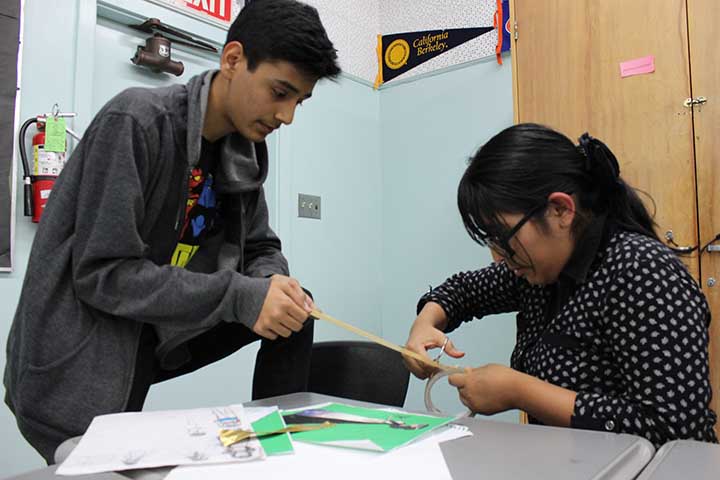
[458,123,659,244]
[227,0,340,80]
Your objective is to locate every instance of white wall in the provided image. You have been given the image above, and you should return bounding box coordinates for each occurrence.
[304,0,502,84]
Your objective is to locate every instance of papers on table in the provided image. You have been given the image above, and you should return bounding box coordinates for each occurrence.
[56,401,471,478]
[56,406,277,475]
[165,423,471,480]
[281,402,455,451]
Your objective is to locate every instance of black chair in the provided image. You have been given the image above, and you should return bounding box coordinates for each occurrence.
[308,340,410,407]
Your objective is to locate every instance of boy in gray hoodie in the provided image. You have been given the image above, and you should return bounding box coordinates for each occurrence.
[4,0,340,463]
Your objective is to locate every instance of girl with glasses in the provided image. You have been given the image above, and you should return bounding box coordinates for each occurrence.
[403,123,717,447]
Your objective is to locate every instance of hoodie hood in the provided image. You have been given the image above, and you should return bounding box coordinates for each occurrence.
[185,70,269,193]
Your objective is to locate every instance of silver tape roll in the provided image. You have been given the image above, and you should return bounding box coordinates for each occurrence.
[424,368,473,418]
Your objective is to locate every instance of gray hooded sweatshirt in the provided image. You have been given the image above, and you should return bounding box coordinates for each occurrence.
[4,70,288,461]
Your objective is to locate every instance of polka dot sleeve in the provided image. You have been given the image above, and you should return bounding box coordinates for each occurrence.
[417,261,523,333]
[570,255,718,446]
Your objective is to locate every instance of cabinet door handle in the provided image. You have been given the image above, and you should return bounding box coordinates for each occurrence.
[664,230,696,253]
[683,96,708,108]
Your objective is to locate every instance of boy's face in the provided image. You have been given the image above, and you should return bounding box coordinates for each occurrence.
[221,43,318,142]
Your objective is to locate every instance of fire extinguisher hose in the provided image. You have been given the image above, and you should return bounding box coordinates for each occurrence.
[18,117,37,217]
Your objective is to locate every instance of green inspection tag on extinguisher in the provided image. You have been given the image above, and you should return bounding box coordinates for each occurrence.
[45,117,67,152]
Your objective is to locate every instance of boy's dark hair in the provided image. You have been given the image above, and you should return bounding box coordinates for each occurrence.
[227,0,341,80]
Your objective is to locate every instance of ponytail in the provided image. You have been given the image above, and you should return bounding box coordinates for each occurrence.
[577,133,659,241]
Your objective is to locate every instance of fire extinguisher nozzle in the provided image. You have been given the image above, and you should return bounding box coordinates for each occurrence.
[23,182,33,217]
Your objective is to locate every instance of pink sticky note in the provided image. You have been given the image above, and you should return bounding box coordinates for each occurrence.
[620,55,655,78]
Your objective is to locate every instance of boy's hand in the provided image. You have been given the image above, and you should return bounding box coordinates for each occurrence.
[253,275,313,340]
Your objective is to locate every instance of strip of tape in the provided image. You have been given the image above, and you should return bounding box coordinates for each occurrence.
[311,309,460,372]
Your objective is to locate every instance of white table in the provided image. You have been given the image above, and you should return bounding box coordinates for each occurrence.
[636,439,720,479]
[6,392,656,480]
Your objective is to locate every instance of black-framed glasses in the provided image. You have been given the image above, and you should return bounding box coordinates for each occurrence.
[481,202,548,261]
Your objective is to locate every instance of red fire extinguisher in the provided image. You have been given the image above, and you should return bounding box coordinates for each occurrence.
[18,110,77,223]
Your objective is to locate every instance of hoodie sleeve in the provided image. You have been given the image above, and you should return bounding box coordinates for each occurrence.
[70,110,268,331]
[243,188,289,278]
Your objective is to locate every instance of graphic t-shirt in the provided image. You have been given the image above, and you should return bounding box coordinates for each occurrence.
[171,138,220,267]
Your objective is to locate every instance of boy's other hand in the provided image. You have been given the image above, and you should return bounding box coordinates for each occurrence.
[253,275,313,340]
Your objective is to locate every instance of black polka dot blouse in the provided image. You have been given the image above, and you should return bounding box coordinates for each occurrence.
[419,225,718,447]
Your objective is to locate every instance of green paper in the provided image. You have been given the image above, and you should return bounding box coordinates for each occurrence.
[252,410,294,455]
[44,117,67,152]
[282,403,454,452]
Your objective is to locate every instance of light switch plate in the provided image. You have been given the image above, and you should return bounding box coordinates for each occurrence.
[298,193,321,219]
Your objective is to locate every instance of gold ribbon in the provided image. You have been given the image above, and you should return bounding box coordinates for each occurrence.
[219,422,334,447]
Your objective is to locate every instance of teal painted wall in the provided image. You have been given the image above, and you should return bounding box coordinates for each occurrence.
[0,1,383,474]
[275,77,383,341]
[379,59,518,420]
[1,0,81,474]
[0,1,513,475]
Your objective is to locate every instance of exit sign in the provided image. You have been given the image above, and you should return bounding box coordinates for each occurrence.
[185,0,231,22]
[148,0,241,28]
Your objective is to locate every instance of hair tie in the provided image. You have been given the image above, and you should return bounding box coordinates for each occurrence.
[577,132,621,185]
[577,133,593,171]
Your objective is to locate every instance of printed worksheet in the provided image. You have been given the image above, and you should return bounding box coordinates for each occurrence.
[57,405,275,475]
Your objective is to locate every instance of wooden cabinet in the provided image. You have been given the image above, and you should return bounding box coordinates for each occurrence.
[510,0,720,437]
[688,0,720,440]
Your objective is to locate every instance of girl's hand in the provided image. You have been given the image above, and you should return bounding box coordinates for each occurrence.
[403,303,464,379]
[448,364,520,414]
